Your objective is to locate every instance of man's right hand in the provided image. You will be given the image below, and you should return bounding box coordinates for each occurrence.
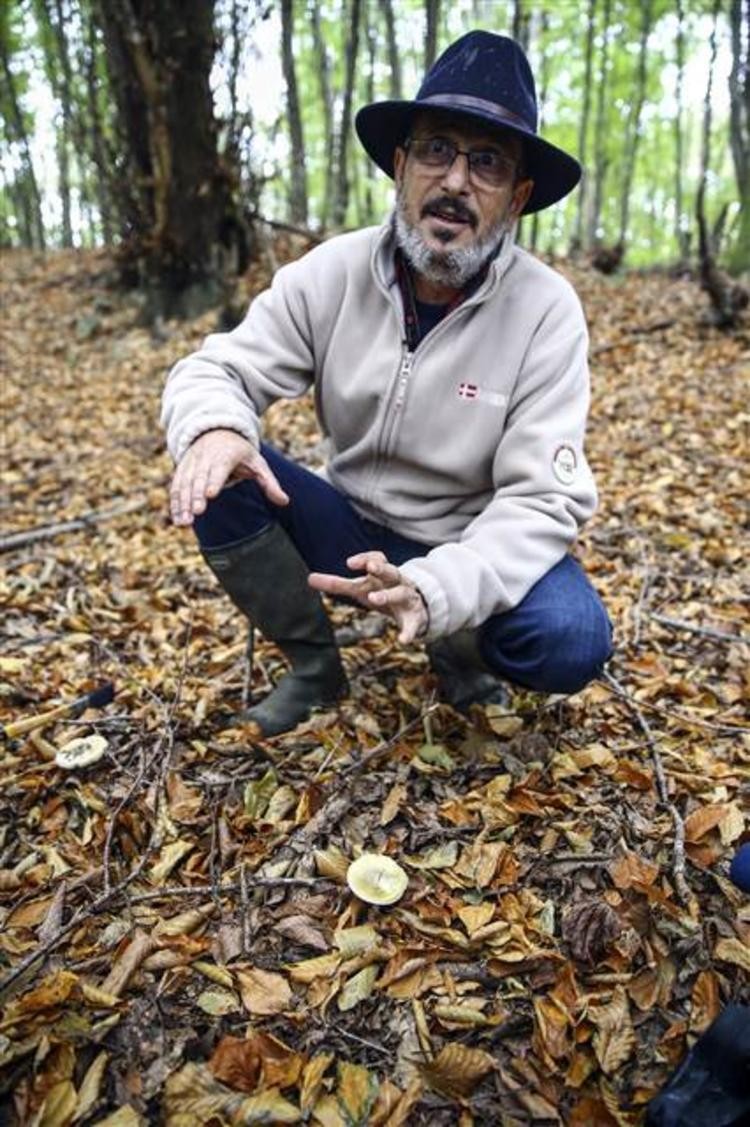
[169,429,290,526]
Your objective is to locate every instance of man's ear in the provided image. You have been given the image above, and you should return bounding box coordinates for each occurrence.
[393,146,407,186]
[510,178,534,219]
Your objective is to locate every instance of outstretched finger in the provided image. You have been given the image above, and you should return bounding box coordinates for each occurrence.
[308,571,372,602]
[346,550,388,572]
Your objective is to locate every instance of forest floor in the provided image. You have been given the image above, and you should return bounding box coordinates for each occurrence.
[1,240,748,1127]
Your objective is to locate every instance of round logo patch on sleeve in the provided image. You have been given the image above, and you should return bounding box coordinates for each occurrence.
[552,444,577,485]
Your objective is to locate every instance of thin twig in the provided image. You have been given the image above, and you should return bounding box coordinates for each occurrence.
[0,497,150,552]
[598,674,750,734]
[240,863,251,956]
[602,671,692,906]
[649,611,749,646]
[127,877,334,903]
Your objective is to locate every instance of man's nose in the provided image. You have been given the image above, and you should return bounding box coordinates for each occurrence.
[440,150,471,193]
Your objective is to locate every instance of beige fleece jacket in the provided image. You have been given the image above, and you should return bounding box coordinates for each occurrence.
[161,221,597,639]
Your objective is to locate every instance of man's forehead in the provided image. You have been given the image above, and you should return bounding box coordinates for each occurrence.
[409,109,516,150]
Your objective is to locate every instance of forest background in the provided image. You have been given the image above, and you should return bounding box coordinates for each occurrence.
[1,0,748,320]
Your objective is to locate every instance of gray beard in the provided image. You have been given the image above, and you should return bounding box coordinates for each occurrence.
[393,198,509,290]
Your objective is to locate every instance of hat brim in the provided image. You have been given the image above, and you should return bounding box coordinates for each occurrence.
[355,101,581,215]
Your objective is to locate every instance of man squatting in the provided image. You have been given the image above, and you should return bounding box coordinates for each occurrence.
[161,31,613,738]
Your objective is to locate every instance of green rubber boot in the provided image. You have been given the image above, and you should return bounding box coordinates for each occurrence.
[202,523,348,736]
[427,629,509,711]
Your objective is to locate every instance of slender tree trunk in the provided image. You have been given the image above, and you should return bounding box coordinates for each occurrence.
[728,0,749,273]
[0,41,46,249]
[362,0,378,225]
[512,0,531,52]
[425,0,439,70]
[696,0,748,324]
[82,8,115,243]
[331,0,362,228]
[588,0,611,248]
[617,0,653,250]
[673,0,689,265]
[572,0,596,255]
[280,0,307,225]
[529,10,549,252]
[378,0,402,99]
[310,0,335,227]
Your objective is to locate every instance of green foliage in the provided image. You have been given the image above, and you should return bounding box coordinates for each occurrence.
[0,0,741,269]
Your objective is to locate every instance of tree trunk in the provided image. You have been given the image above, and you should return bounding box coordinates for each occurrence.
[673,0,689,265]
[280,0,307,226]
[572,0,596,255]
[310,0,335,228]
[512,0,531,52]
[728,0,749,273]
[696,0,749,325]
[378,0,402,99]
[0,39,46,249]
[82,6,115,244]
[529,10,549,253]
[588,0,611,249]
[617,0,653,250]
[94,0,248,319]
[331,0,362,229]
[362,0,378,225]
[425,0,439,71]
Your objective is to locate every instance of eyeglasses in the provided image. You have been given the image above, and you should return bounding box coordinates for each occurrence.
[405,135,517,188]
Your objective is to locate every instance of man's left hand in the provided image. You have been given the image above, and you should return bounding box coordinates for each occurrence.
[308,551,428,644]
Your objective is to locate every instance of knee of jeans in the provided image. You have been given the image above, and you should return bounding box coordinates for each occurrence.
[193,479,271,550]
[534,604,613,694]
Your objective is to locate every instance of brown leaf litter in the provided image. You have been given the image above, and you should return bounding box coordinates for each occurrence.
[1,244,748,1124]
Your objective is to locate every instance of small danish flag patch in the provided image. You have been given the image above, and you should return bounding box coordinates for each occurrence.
[456,383,507,407]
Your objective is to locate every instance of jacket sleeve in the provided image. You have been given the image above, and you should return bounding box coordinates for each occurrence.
[160,259,317,462]
[400,287,597,640]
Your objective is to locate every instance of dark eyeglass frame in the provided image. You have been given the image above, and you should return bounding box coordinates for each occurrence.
[404,135,518,187]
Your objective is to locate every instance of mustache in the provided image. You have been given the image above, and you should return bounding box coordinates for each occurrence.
[421,196,478,229]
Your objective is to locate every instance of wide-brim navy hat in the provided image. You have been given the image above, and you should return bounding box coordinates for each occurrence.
[355,31,581,215]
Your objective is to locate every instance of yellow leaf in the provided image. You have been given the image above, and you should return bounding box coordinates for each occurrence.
[300,1054,334,1114]
[91,1108,144,1126]
[337,964,378,1012]
[237,967,291,1016]
[73,1051,109,1123]
[237,1088,300,1123]
[38,1080,77,1127]
[313,846,350,883]
[433,1004,489,1026]
[312,1094,346,1127]
[333,925,380,958]
[193,961,235,988]
[380,782,407,826]
[457,902,495,936]
[403,841,458,870]
[149,840,194,885]
[418,1044,495,1098]
[689,969,721,1034]
[196,988,240,1016]
[714,937,750,974]
[153,903,215,938]
[336,1061,378,1126]
[590,987,636,1074]
[286,952,341,984]
[163,1061,242,1125]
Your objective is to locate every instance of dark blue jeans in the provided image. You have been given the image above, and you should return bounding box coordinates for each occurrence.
[195,444,613,694]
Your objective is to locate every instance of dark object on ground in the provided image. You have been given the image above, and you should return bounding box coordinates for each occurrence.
[729,843,750,892]
[645,1005,750,1126]
[592,241,625,274]
[2,682,115,741]
[561,898,622,965]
